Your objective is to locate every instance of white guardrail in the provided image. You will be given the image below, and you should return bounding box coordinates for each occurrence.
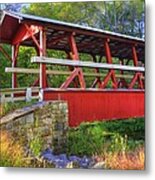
[31,56,145,72]
[0,87,40,103]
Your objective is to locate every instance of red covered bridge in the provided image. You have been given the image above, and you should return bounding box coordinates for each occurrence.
[0,11,145,127]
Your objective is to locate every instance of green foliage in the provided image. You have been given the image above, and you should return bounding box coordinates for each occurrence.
[67,124,105,156]
[29,117,43,157]
[29,135,43,156]
[0,100,37,117]
[0,44,12,88]
[67,118,145,156]
[17,46,38,87]
[23,2,101,25]
[23,1,144,38]
[109,133,128,153]
[98,118,145,140]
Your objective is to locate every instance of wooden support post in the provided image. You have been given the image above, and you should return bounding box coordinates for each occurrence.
[69,34,86,88]
[132,46,138,66]
[101,39,117,89]
[31,45,40,87]
[39,28,47,89]
[12,44,19,89]
[12,23,41,89]
[118,59,128,88]
[104,39,112,63]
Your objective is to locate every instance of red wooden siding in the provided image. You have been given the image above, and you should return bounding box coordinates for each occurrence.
[43,90,144,127]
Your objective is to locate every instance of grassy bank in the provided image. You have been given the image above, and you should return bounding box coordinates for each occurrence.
[67,118,144,156]
[66,118,145,169]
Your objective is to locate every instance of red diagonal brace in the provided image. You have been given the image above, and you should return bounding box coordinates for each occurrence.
[138,73,144,89]
[100,39,117,89]
[129,45,144,89]
[12,24,40,45]
[129,72,144,89]
[25,24,43,53]
[66,52,79,88]
[91,55,102,88]
[129,73,138,89]
[118,59,128,88]
[31,78,39,87]
[60,69,78,88]
[60,33,86,89]
[12,23,43,56]
[100,70,117,89]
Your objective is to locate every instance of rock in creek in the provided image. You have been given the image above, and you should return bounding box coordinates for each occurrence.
[40,148,95,168]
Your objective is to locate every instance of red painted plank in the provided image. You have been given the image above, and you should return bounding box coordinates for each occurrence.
[43,89,144,127]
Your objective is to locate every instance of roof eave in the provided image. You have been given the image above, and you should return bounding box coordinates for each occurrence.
[0,10,23,26]
[3,10,144,44]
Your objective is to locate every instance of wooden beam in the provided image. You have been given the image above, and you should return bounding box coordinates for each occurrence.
[104,39,117,88]
[5,67,71,75]
[39,27,47,88]
[5,67,145,80]
[31,56,145,72]
[23,20,144,46]
[48,33,68,47]
[0,87,40,93]
[0,96,39,103]
[12,44,19,89]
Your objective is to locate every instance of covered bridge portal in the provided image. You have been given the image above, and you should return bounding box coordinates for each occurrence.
[0,11,145,127]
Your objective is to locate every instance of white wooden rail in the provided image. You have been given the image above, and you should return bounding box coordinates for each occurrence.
[31,56,145,72]
[5,67,144,79]
[0,87,40,103]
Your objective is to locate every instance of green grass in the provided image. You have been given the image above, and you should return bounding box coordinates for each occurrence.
[67,118,145,156]
[0,100,37,117]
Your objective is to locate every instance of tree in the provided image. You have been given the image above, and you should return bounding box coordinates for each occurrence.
[23,1,145,38]
[99,1,144,38]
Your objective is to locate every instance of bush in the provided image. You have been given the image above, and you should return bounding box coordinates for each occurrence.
[67,123,106,156]
[67,118,145,156]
